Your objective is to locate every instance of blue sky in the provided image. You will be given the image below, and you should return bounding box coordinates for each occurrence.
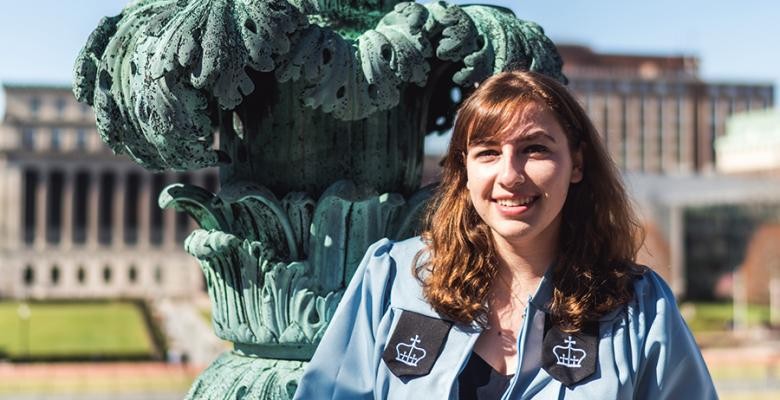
[1,0,778,115]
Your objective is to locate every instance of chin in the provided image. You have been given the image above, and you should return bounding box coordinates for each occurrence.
[490,225,535,244]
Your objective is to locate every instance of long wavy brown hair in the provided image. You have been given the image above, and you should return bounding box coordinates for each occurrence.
[416,70,645,331]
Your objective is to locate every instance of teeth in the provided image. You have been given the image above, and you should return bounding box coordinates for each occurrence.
[497,197,534,207]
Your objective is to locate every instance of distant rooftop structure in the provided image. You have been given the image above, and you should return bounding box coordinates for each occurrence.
[556,44,774,174]
[557,44,700,81]
[716,109,780,176]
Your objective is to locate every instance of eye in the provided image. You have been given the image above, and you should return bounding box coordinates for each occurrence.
[524,144,549,155]
[473,149,500,160]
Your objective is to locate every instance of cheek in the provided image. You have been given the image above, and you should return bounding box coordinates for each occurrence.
[524,161,562,183]
[465,165,489,193]
[526,160,574,197]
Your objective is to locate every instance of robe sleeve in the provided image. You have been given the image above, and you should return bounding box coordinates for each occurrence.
[633,271,718,399]
[293,239,396,400]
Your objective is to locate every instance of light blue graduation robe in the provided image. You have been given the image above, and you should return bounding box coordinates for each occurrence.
[294,237,717,399]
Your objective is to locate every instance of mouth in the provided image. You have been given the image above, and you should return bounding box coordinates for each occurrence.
[494,196,538,207]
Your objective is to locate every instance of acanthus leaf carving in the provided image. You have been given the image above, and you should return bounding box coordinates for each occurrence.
[74,1,564,171]
[169,180,428,346]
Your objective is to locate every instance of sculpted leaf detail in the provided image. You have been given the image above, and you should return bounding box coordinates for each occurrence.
[159,183,227,231]
[73,0,307,170]
[185,353,304,400]
[170,180,428,346]
[74,1,564,170]
[455,5,566,86]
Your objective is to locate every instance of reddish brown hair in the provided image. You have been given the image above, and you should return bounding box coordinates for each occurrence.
[417,71,644,331]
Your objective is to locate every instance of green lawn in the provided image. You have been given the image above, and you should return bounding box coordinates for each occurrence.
[681,301,771,332]
[0,301,154,358]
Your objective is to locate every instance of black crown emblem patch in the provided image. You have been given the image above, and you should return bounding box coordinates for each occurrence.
[542,315,599,387]
[382,310,452,378]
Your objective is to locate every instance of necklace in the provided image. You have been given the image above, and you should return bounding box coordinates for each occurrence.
[489,272,528,338]
[496,271,528,309]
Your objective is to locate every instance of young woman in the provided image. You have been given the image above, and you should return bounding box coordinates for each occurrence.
[294,71,716,399]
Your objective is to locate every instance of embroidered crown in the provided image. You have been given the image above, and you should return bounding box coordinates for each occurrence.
[553,336,587,368]
[395,335,427,367]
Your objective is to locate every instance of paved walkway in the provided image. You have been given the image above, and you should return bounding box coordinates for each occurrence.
[702,344,780,398]
[1,393,183,400]
[154,298,227,367]
[2,344,780,399]
[0,362,198,398]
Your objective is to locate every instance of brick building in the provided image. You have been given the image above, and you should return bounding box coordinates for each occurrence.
[558,44,774,174]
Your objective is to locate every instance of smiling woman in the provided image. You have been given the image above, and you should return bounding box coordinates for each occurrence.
[464,102,582,266]
[294,71,717,399]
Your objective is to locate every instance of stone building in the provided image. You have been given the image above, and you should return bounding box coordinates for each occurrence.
[0,84,217,299]
[558,44,774,174]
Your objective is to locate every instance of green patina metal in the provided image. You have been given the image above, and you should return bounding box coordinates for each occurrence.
[73,0,564,398]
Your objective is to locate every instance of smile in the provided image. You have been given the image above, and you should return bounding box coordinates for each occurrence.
[494,196,537,207]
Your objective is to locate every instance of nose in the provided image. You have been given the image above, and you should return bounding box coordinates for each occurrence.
[497,146,525,188]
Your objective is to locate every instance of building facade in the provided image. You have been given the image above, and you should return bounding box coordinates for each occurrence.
[0,84,217,299]
[716,109,780,176]
[558,44,775,174]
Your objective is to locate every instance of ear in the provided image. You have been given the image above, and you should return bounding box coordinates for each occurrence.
[570,146,584,183]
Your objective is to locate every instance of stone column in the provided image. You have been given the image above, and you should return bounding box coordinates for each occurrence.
[61,168,75,249]
[113,170,127,249]
[0,162,22,249]
[163,173,176,248]
[34,169,49,249]
[138,172,152,250]
[87,170,100,248]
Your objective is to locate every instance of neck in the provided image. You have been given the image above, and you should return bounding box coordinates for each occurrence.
[494,240,553,287]
[492,220,560,290]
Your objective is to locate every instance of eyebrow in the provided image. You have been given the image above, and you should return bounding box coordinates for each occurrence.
[474,131,557,146]
[519,131,557,144]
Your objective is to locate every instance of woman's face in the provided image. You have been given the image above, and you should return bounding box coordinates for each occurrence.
[465,102,582,252]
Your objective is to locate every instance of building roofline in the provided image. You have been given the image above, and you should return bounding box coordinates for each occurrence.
[2,82,74,91]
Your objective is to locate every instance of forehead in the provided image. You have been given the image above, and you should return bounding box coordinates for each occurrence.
[468,101,563,146]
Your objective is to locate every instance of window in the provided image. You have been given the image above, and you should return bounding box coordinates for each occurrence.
[128,265,138,284]
[50,128,61,151]
[29,97,41,116]
[76,129,88,150]
[23,265,35,286]
[55,97,67,117]
[103,266,112,283]
[77,266,86,284]
[22,128,35,150]
[154,266,163,285]
[51,265,60,285]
